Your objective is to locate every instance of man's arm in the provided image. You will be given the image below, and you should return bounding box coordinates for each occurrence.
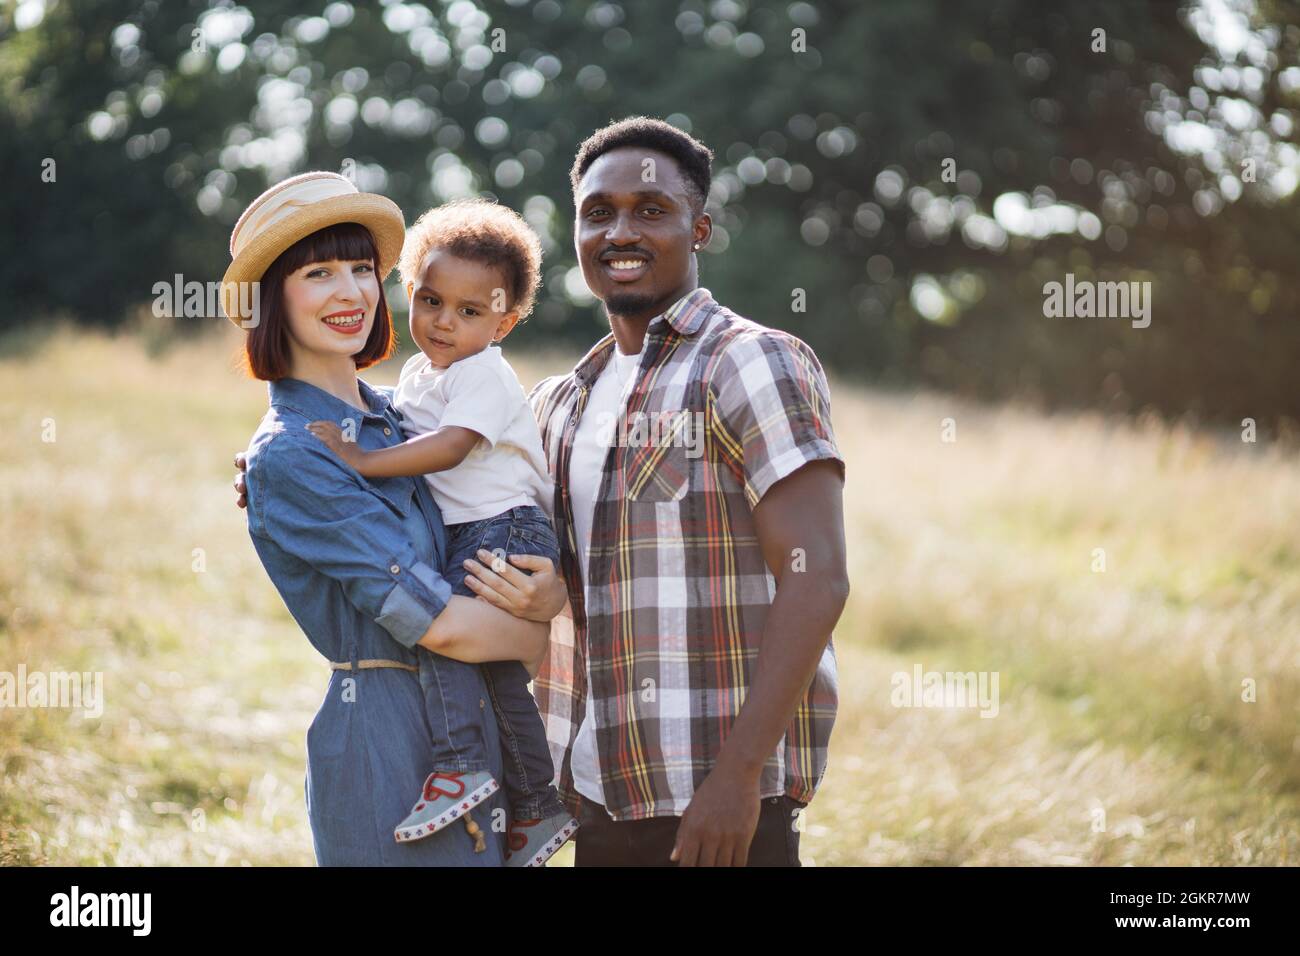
[671,458,849,866]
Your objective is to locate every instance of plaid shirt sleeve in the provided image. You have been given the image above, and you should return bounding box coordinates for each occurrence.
[709,328,845,506]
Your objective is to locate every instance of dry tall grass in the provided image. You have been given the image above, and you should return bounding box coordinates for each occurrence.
[1,326,1296,865]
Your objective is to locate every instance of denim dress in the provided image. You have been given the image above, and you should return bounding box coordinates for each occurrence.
[243,376,508,866]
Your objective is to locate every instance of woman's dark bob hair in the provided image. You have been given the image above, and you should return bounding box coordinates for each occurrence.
[242,222,396,381]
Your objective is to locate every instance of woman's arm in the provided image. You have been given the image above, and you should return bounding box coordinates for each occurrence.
[417,597,549,676]
[250,435,455,647]
[250,434,562,672]
[424,549,569,676]
[306,420,480,478]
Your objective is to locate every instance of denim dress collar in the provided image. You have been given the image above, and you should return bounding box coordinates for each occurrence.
[268,375,393,424]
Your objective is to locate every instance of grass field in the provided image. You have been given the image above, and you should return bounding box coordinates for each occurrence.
[1,325,1297,866]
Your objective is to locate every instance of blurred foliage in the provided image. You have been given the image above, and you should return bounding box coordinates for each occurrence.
[1,0,1298,425]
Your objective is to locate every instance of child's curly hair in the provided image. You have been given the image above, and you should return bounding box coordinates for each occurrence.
[398,199,543,320]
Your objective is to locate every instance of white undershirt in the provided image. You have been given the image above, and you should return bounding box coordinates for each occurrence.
[567,343,643,805]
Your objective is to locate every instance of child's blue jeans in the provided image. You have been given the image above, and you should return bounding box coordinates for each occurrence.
[417,504,567,821]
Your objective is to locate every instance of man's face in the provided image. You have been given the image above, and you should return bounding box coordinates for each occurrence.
[574,146,710,319]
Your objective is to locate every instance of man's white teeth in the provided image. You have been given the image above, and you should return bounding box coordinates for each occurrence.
[324,314,360,325]
[609,259,645,270]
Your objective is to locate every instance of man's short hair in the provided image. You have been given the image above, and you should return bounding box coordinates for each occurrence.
[398,199,543,319]
[570,116,714,212]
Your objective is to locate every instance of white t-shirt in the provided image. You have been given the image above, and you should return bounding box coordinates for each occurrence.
[568,343,644,805]
[392,346,553,525]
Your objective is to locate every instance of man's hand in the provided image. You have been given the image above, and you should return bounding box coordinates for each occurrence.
[233,453,248,509]
[670,762,762,866]
[670,459,847,867]
[306,420,364,469]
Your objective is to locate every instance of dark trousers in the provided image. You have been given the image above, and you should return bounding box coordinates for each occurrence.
[437,506,566,821]
[573,794,803,867]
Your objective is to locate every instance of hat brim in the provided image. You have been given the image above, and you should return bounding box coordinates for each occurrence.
[221,193,406,328]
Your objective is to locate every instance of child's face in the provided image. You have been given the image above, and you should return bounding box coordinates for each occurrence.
[407,249,519,368]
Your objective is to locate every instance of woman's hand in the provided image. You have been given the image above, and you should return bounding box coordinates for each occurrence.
[306,420,364,469]
[233,453,248,508]
[461,550,568,623]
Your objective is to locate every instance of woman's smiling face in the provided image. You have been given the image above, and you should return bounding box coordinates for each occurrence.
[281,257,379,362]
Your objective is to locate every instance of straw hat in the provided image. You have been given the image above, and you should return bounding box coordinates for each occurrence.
[220,171,405,328]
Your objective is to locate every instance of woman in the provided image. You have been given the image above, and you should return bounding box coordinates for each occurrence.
[223,171,566,865]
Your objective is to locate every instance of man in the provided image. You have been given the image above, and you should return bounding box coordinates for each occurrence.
[506,116,847,866]
[236,117,848,866]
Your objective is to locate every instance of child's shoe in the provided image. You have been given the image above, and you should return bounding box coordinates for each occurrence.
[504,810,580,867]
[394,770,499,843]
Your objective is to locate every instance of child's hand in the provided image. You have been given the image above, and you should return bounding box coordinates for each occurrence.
[306,420,363,469]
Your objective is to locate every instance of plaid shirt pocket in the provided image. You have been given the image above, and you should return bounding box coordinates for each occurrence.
[625,440,692,503]
[624,407,699,504]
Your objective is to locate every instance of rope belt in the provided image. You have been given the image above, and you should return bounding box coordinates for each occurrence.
[329,659,418,673]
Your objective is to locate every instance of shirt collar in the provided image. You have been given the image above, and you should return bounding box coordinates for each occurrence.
[652,286,716,337]
[269,375,391,422]
[573,287,717,387]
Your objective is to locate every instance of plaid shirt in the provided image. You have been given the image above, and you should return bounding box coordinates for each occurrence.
[529,287,844,821]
